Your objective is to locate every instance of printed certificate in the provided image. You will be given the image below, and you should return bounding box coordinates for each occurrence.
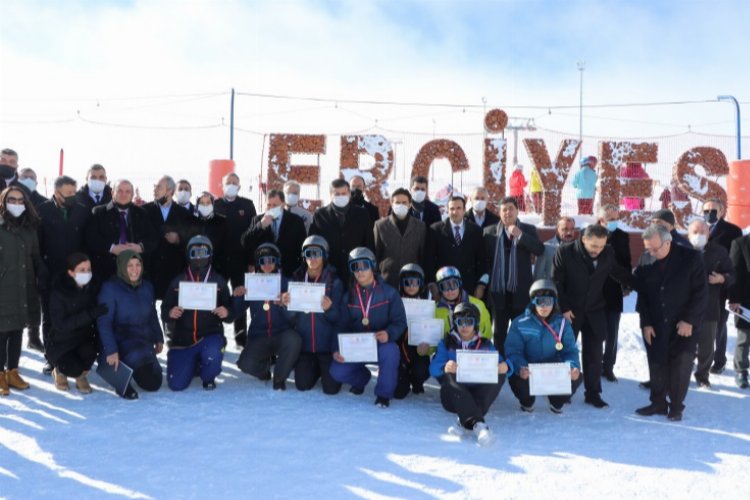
[338,333,378,363]
[244,273,281,301]
[456,350,499,384]
[178,282,217,311]
[287,282,326,313]
[529,362,572,396]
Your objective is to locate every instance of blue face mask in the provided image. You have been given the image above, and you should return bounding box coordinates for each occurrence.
[606,221,618,232]
[18,177,37,192]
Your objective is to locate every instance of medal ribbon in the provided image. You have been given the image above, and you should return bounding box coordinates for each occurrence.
[541,318,565,345]
[356,283,376,324]
[186,265,212,283]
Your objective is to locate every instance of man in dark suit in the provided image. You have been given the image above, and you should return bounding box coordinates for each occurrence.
[85,179,157,283]
[703,198,743,374]
[427,195,484,294]
[242,189,306,278]
[408,175,442,227]
[0,148,19,191]
[634,224,707,421]
[309,179,374,286]
[350,175,381,224]
[175,179,196,216]
[143,175,193,300]
[482,196,544,354]
[465,186,500,230]
[729,233,750,388]
[75,164,113,210]
[17,168,48,209]
[553,224,633,408]
[597,205,632,382]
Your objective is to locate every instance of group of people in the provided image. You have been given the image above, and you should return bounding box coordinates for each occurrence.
[1,145,749,446]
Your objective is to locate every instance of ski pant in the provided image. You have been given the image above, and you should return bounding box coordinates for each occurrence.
[394,344,431,399]
[54,342,97,378]
[0,330,22,371]
[649,350,693,412]
[694,321,717,381]
[237,329,302,384]
[167,334,225,391]
[294,352,341,394]
[509,372,582,410]
[329,342,399,399]
[439,372,504,428]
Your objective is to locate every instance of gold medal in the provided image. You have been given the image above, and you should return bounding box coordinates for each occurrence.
[362,318,369,326]
[555,342,563,351]
[263,302,270,311]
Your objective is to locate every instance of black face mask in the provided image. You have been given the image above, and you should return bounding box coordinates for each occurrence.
[189,257,211,272]
[0,164,15,179]
[157,195,170,206]
[115,202,132,210]
[351,188,364,202]
[703,210,719,224]
[63,195,77,208]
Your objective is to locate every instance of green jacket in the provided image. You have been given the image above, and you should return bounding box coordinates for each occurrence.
[435,293,493,340]
[0,218,42,332]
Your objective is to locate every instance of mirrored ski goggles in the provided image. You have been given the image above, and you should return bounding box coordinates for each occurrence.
[188,246,211,259]
[303,248,325,260]
[401,277,422,288]
[532,295,555,307]
[349,259,373,273]
[438,278,461,292]
[257,256,278,266]
[454,316,477,328]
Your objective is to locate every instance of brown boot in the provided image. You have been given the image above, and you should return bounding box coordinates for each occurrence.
[75,371,92,394]
[53,368,70,391]
[0,371,9,396]
[6,368,30,390]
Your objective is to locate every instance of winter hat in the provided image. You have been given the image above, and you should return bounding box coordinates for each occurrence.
[116,250,143,287]
[652,209,676,226]
[580,157,594,168]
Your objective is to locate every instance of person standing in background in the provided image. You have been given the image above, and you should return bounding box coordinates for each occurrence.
[572,156,597,215]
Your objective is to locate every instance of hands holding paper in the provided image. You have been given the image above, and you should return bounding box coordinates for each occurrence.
[497,361,509,374]
[375,331,388,343]
[416,342,430,356]
[444,360,457,374]
[520,365,580,380]
[107,352,120,370]
[169,306,184,319]
[155,342,164,354]
[233,286,246,297]
[333,351,344,363]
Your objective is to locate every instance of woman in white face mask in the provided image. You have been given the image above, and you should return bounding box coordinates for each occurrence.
[0,187,44,396]
[187,192,229,280]
[47,252,102,393]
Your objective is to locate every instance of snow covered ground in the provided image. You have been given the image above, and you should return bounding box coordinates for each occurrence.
[2,296,748,499]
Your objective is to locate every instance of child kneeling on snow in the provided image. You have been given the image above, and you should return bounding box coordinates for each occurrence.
[430,302,511,446]
[162,236,234,391]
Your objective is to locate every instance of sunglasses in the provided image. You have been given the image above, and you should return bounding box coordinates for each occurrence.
[438,279,461,292]
[188,246,211,259]
[455,316,476,328]
[401,277,422,288]
[349,260,373,273]
[303,248,324,259]
[532,296,555,307]
[258,256,278,266]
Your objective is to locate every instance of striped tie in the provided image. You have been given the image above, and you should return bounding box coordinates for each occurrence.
[454,225,462,246]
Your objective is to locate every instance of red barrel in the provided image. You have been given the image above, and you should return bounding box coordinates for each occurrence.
[208,159,235,198]
[727,159,750,229]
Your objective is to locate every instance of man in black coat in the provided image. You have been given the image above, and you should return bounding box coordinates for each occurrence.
[0,147,19,191]
[309,179,374,286]
[214,172,257,346]
[465,186,500,230]
[686,219,735,388]
[553,224,634,408]
[427,195,484,294]
[596,205,632,382]
[634,224,707,421]
[703,198,743,374]
[482,196,544,353]
[241,189,306,278]
[17,168,48,209]
[408,175,442,227]
[729,233,750,388]
[75,164,112,210]
[350,175,381,224]
[85,179,157,283]
[143,175,193,300]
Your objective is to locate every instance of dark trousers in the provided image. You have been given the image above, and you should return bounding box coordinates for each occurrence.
[167,334,225,391]
[694,321,717,381]
[0,330,22,371]
[229,272,247,337]
[55,342,97,378]
[713,308,729,368]
[132,360,163,392]
[294,352,341,394]
[735,328,750,374]
[602,310,621,372]
[330,342,400,399]
[439,373,504,428]
[237,330,302,384]
[394,344,431,399]
[576,310,608,397]
[491,292,524,355]
[509,372,582,409]
[649,350,693,412]
[40,289,52,347]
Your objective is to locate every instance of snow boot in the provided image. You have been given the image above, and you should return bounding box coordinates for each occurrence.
[473,422,494,447]
[0,372,9,396]
[6,368,30,390]
[75,371,92,394]
[26,326,44,352]
[53,368,70,391]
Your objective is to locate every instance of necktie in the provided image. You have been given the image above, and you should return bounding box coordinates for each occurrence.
[118,211,128,244]
[272,219,279,242]
[95,194,101,204]
[454,225,462,246]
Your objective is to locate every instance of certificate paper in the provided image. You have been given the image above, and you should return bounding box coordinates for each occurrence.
[287,282,326,313]
[402,298,436,322]
[178,282,217,311]
[528,362,572,396]
[456,350,499,384]
[244,273,281,301]
[408,318,445,346]
[338,333,378,363]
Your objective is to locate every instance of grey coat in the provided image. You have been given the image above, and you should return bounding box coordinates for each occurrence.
[374,215,426,289]
[533,235,561,280]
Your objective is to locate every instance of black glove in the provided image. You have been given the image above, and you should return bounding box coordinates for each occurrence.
[89,303,109,319]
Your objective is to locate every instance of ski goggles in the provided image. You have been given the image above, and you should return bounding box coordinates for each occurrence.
[303,248,325,260]
[401,277,422,288]
[532,295,556,307]
[454,316,477,328]
[438,278,461,292]
[349,259,373,273]
[188,246,211,259]
[257,256,278,266]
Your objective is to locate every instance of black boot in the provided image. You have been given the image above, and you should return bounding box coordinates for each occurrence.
[27,326,44,352]
[235,331,247,348]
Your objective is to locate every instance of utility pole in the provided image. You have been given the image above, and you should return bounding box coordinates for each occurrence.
[717,95,742,159]
[577,61,585,159]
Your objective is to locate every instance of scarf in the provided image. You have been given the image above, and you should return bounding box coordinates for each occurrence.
[490,226,518,293]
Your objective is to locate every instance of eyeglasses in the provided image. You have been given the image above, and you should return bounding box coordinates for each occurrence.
[454,316,476,328]
[303,248,324,259]
[349,260,373,273]
[6,196,24,205]
[532,296,555,307]
[401,277,422,288]
[188,246,211,259]
[258,256,278,266]
[438,278,461,292]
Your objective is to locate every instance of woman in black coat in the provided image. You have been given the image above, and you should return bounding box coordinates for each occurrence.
[47,252,107,393]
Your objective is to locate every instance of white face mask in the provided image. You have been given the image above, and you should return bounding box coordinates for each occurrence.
[411,189,426,203]
[6,204,25,218]
[224,184,239,198]
[197,205,214,218]
[473,200,487,212]
[88,179,106,194]
[392,203,409,218]
[176,190,191,205]
[689,233,708,249]
[74,272,93,286]
[267,206,283,219]
[18,178,37,192]
[286,193,299,206]
[333,195,350,208]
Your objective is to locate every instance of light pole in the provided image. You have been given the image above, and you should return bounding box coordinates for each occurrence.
[717,95,741,159]
[577,61,585,157]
